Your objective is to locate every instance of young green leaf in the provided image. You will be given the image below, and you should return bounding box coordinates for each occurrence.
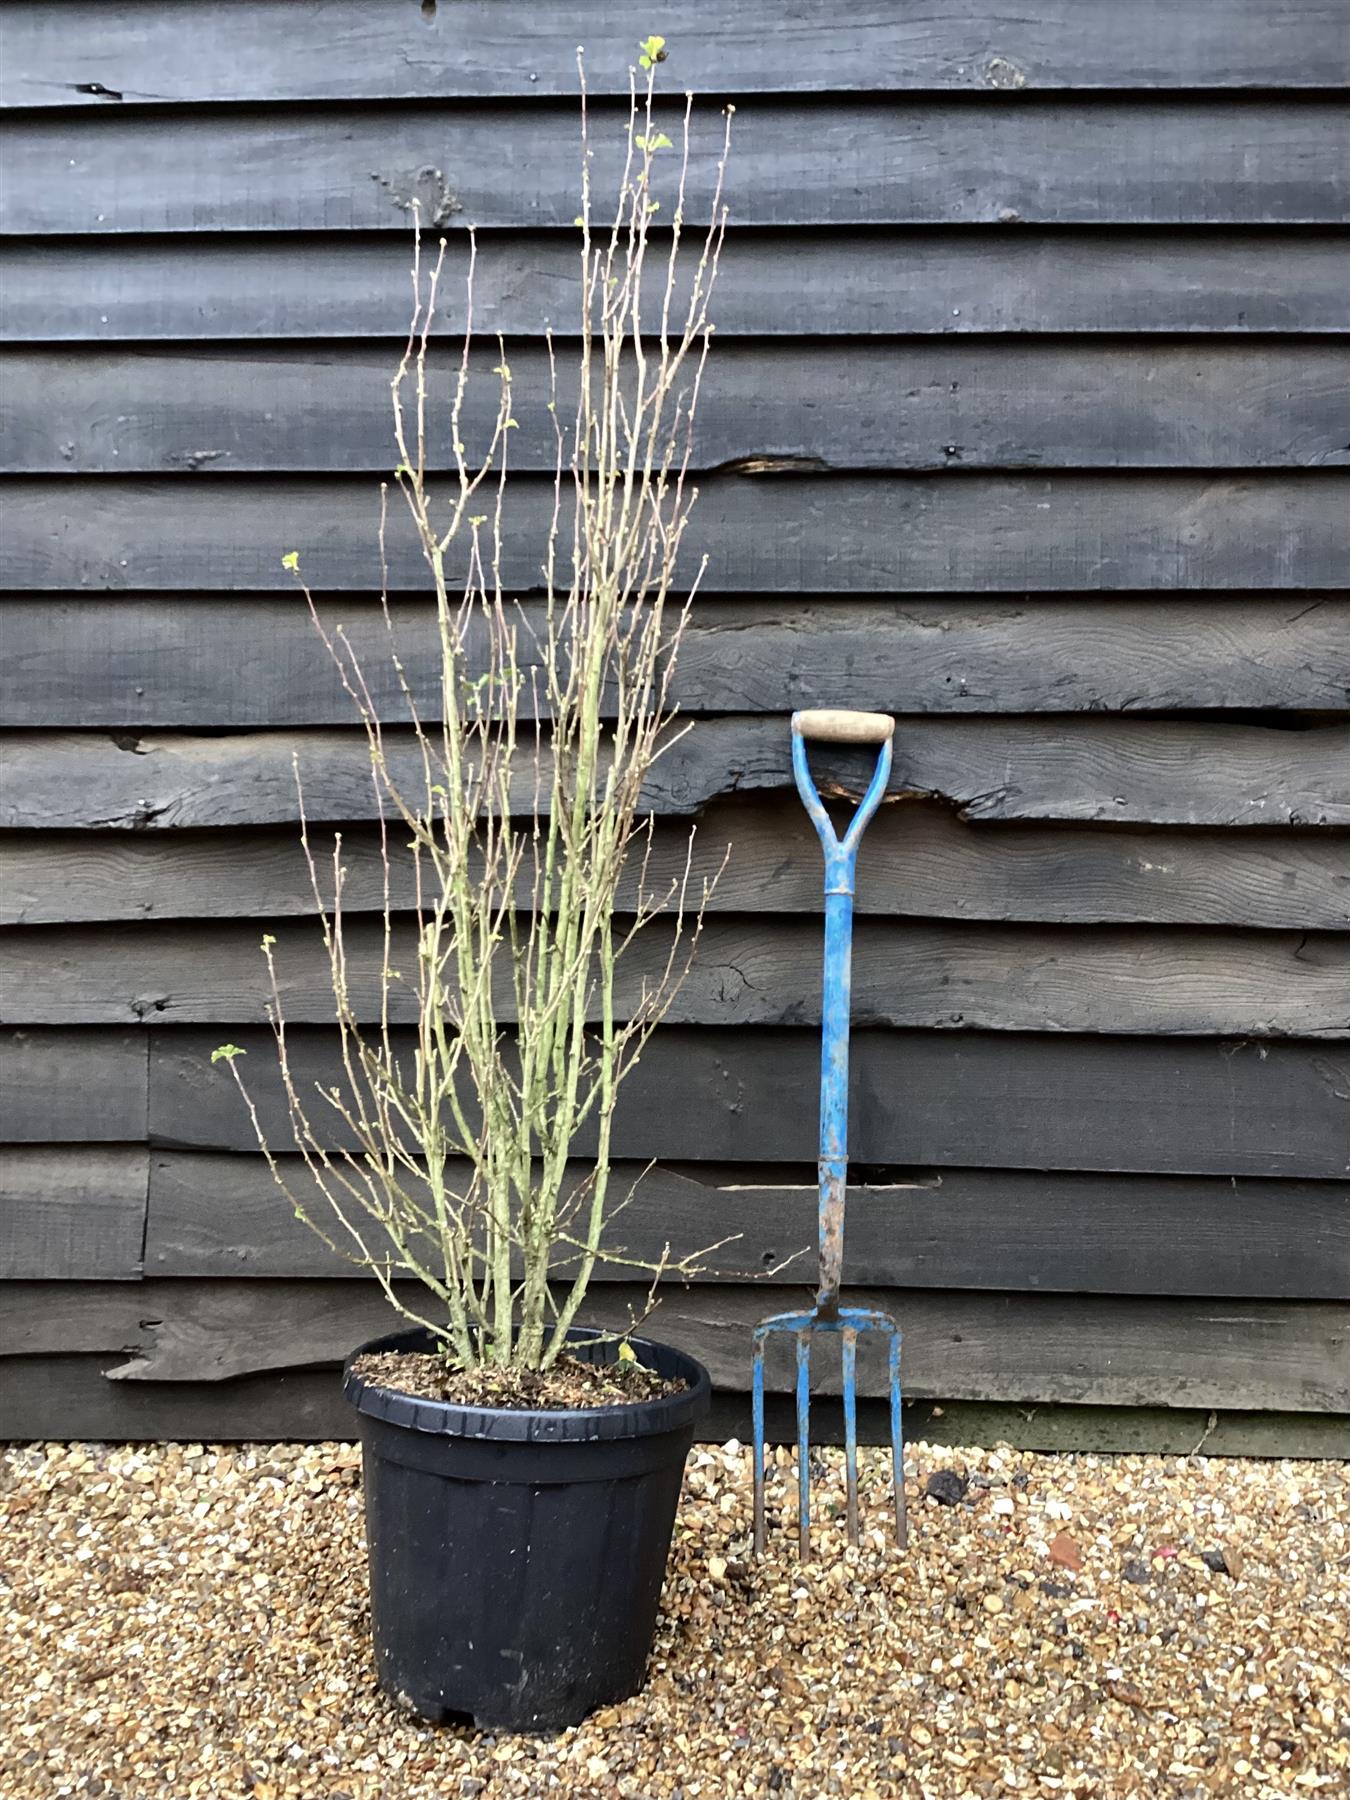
[210,1044,246,1065]
[638,33,667,70]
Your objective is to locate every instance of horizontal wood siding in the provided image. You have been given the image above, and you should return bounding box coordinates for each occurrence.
[1,1,1346,1443]
[6,102,1349,235]
[7,719,1348,830]
[8,343,1350,472]
[7,598,1350,726]
[1,1147,148,1281]
[5,807,1349,930]
[137,1153,1350,1301]
[8,234,1348,341]
[10,472,1349,593]
[6,919,1348,1035]
[145,1026,1350,1179]
[7,1,1344,103]
[10,1355,1348,1453]
[5,1281,1345,1413]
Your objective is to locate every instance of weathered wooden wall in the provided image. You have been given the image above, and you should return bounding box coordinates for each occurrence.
[1,0,1347,1447]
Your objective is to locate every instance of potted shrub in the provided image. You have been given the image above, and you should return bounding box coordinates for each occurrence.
[214,45,735,1729]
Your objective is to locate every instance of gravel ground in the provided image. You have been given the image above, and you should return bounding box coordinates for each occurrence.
[2,1439,1346,1800]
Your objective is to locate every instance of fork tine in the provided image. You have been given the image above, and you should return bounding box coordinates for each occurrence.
[889,1327,908,1550]
[842,1327,859,1546]
[752,1331,767,1557]
[795,1331,812,1562]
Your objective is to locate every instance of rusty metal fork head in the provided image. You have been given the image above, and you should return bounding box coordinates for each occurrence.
[751,1307,907,1560]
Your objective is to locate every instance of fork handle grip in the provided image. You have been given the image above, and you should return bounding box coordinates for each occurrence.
[793,708,894,746]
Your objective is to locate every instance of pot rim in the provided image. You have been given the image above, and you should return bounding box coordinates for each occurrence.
[343,1323,712,1442]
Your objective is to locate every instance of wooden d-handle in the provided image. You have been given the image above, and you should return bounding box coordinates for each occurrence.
[792,708,895,745]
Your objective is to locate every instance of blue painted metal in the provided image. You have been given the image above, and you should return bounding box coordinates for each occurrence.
[752,713,909,1558]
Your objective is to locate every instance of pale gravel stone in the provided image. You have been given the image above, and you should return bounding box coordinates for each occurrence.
[1,1439,1346,1798]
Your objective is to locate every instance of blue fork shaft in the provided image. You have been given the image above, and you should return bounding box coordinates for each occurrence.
[842,1328,860,1542]
[791,726,892,1316]
[795,1333,812,1560]
[816,884,854,1313]
[889,1330,909,1549]
[751,717,900,1560]
[751,1335,767,1553]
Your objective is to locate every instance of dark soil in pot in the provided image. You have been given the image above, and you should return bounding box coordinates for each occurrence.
[343,1325,712,1731]
[349,1345,689,1409]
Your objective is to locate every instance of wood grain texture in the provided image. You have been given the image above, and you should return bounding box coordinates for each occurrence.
[145,1151,1350,1299]
[5,102,1347,236]
[5,0,1350,1449]
[8,808,1349,931]
[6,0,1342,104]
[7,718,1347,831]
[8,473,1347,593]
[4,1355,1342,1451]
[0,1147,147,1280]
[0,1028,146,1142]
[8,232,1347,342]
[149,1025,1350,1179]
[0,1356,359,1442]
[8,597,1347,728]
[10,342,1349,474]
[4,1280,1344,1411]
[7,917,1346,1037]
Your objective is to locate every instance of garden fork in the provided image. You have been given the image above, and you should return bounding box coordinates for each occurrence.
[752,709,908,1559]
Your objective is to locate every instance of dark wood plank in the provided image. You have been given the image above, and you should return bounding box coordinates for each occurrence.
[0,1356,355,1441]
[8,232,1347,342]
[10,343,1349,475]
[8,473,1347,593]
[0,1147,147,1280]
[4,1280,1344,1411]
[149,1025,1350,1179]
[7,918,1346,1037]
[8,597,1347,728]
[7,0,1341,105]
[146,1150,1350,1299]
[0,1027,146,1141]
[6,102,1346,235]
[7,718,1347,831]
[6,808,1350,932]
[6,1354,1343,1453]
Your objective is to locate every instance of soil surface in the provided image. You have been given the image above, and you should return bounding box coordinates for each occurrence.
[3,1439,1346,1799]
[349,1347,687,1410]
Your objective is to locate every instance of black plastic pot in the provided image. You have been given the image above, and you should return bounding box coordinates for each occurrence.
[342,1325,711,1731]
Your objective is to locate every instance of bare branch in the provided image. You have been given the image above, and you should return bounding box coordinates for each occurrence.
[223,57,730,1372]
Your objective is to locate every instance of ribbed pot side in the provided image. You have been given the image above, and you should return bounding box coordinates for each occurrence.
[343,1326,712,1731]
